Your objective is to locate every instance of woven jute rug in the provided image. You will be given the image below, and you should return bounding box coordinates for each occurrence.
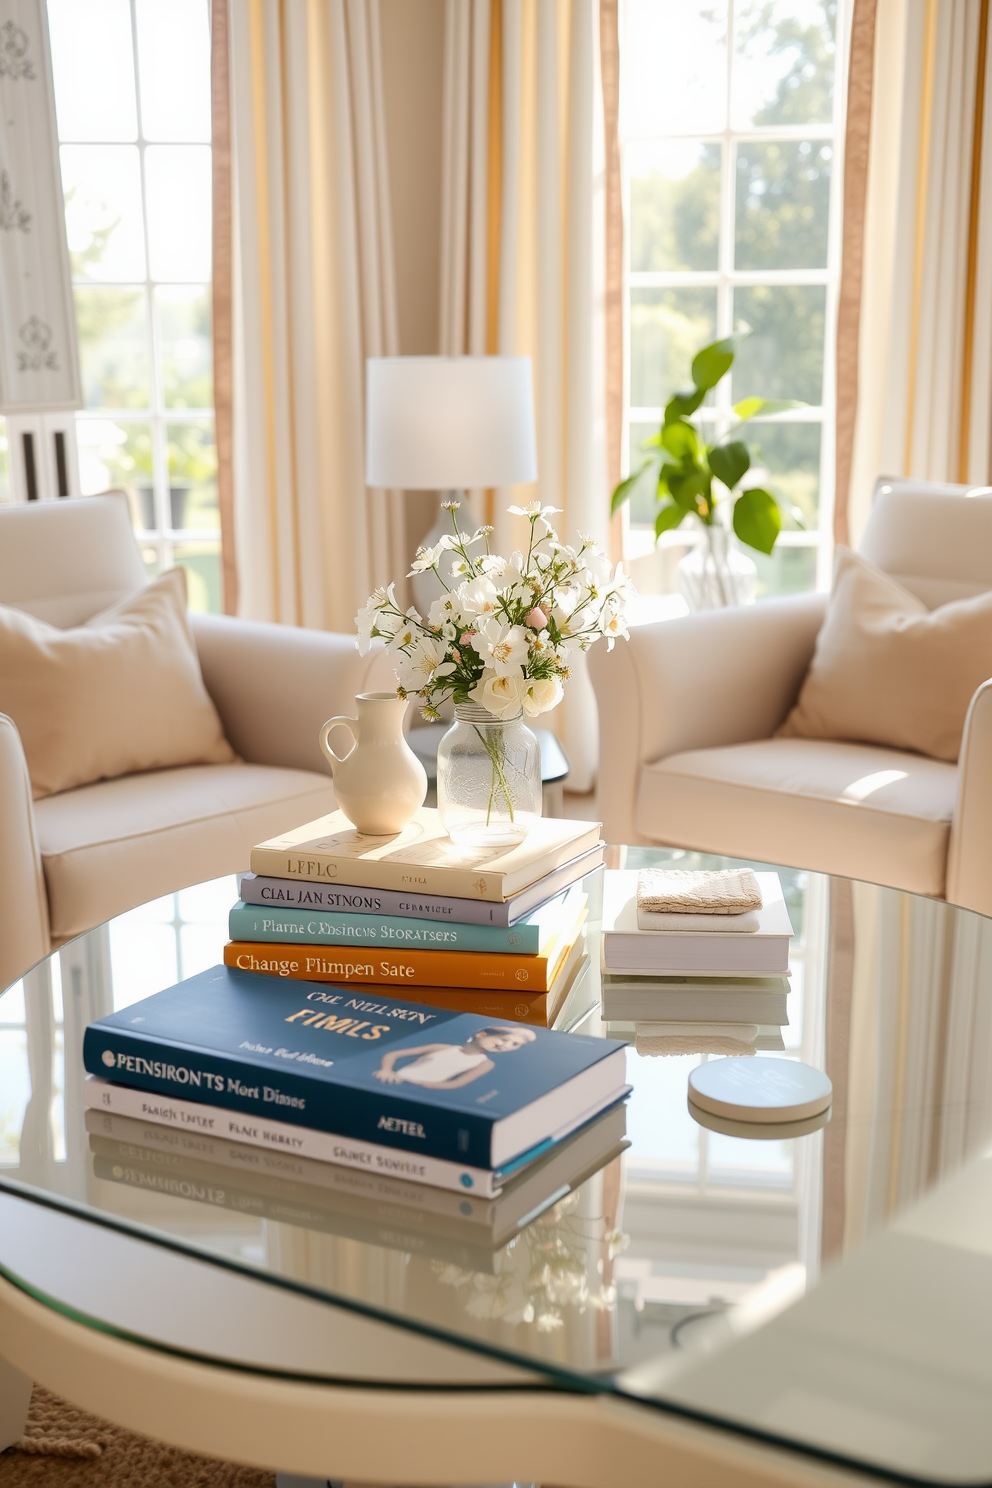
[0,1386,275,1487]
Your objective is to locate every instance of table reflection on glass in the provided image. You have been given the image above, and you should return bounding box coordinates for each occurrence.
[3,849,992,1485]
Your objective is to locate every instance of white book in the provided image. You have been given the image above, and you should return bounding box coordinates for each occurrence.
[82,1075,624,1200]
[602,870,793,976]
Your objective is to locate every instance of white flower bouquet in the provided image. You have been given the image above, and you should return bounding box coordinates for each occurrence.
[356,499,633,840]
[356,500,633,720]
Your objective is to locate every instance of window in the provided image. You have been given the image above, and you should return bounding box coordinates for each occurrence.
[620,1,844,601]
[47,0,220,612]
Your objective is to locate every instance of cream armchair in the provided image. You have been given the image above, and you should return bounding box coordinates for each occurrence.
[0,494,385,991]
[588,479,992,917]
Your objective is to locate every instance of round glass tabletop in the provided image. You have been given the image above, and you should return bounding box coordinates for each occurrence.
[3,848,992,1485]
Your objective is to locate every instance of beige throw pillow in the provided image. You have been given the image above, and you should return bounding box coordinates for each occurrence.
[0,567,235,799]
[777,546,992,763]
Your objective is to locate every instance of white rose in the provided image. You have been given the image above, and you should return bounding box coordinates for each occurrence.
[469,669,527,719]
[522,676,563,716]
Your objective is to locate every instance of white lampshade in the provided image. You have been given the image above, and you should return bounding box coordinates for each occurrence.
[366,356,538,489]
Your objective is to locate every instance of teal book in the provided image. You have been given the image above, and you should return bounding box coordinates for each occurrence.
[227,887,580,956]
[82,965,627,1169]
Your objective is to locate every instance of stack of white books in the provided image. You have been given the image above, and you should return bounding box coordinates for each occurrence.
[600,869,794,1054]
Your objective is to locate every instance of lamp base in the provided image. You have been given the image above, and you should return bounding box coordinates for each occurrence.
[410,489,463,616]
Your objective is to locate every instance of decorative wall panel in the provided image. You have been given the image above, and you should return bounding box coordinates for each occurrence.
[0,0,79,411]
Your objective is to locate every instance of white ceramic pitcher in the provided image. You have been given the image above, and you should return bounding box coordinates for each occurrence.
[319,691,427,835]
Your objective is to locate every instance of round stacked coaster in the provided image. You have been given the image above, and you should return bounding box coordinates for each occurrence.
[688,1100,831,1140]
[688,1056,832,1124]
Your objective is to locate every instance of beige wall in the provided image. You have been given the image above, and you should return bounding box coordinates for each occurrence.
[379,0,446,551]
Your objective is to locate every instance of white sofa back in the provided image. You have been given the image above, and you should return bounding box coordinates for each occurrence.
[0,493,146,627]
[860,478,992,608]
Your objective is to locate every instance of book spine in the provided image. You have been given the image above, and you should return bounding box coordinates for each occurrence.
[82,1077,501,1195]
[249,827,599,901]
[365,984,550,1026]
[600,995,788,1023]
[228,903,539,955]
[224,940,555,991]
[82,1026,498,1168]
[249,845,512,901]
[240,876,514,927]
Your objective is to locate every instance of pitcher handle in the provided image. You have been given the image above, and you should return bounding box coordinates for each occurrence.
[319,716,358,772]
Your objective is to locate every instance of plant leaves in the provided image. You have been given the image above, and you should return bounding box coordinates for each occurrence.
[708,440,750,492]
[668,467,710,513]
[665,386,705,421]
[660,419,699,460]
[691,335,739,393]
[732,486,782,555]
[731,397,804,426]
[655,502,685,538]
[610,461,657,514]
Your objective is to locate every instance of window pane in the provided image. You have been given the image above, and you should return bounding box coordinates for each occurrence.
[156,286,212,408]
[732,0,836,127]
[624,1,727,136]
[48,0,137,142]
[630,142,720,273]
[145,146,212,280]
[752,543,818,598]
[136,0,211,142]
[630,288,718,411]
[735,141,832,270]
[74,287,151,409]
[732,285,825,405]
[61,145,146,281]
[745,421,821,531]
[173,543,222,613]
[167,421,217,531]
[76,418,153,528]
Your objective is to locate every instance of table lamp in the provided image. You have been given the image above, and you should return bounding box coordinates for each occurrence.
[366,356,538,610]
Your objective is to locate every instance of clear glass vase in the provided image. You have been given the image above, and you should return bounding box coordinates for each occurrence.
[676,523,757,610]
[437,703,543,847]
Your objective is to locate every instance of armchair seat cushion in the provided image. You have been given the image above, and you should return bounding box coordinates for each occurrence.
[636,738,957,897]
[35,762,335,942]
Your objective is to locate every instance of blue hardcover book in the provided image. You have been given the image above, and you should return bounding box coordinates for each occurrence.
[227,886,581,956]
[83,966,627,1169]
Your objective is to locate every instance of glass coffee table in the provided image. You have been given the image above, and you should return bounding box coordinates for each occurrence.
[2,848,992,1487]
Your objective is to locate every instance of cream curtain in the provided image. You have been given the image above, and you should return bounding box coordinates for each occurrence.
[838,0,992,545]
[228,0,407,631]
[438,0,609,791]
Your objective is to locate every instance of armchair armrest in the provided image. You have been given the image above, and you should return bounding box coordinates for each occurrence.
[587,592,827,844]
[0,714,50,991]
[947,679,992,916]
[190,614,383,774]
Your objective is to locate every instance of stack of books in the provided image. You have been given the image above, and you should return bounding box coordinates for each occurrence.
[600,868,794,1054]
[82,965,630,1202]
[226,807,604,1028]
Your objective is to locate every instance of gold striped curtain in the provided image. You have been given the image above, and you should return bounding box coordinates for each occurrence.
[438,0,609,791]
[837,0,992,546]
[224,0,408,631]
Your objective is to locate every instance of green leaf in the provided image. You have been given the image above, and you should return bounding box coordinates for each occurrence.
[610,460,657,514]
[665,386,705,421]
[732,487,782,555]
[667,467,710,512]
[660,419,699,460]
[655,502,685,538]
[691,335,739,393]
[730,397,805,427]
[708,440,750,492]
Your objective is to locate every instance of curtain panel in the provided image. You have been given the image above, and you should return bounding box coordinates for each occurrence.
[227,0,407,631]
[838,0,992,546]
[439,0,609,791]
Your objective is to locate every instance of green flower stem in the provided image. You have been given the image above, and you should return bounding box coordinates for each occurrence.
[473,724,516,825]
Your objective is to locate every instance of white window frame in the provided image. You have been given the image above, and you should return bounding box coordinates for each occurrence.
[52,0,217,579]
[619,0,850,595]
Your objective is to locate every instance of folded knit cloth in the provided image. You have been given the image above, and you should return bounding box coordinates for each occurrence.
[636,869,762,934]
[635,1024,758,1057]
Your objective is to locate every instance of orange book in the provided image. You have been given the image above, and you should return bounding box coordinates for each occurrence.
[224,933,570,992]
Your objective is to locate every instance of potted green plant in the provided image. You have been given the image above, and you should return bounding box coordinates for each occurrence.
[611,334,799,608]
